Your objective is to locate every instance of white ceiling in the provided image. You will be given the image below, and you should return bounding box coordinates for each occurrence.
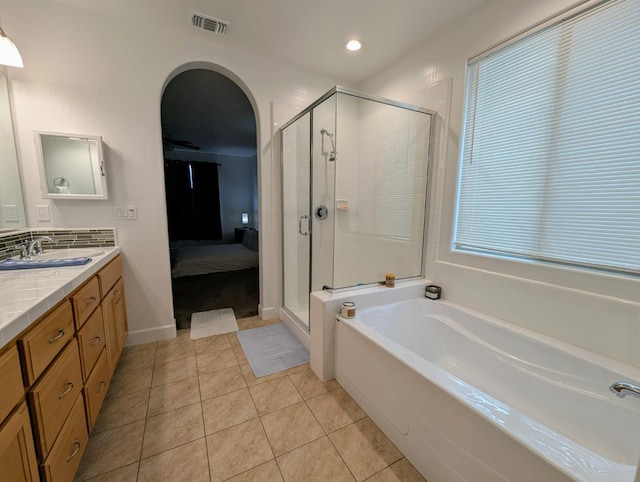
[56,0,491,84]
[54,0,493,156]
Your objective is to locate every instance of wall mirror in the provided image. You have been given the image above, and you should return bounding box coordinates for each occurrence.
[0,71,27,230]
[34,130,108,200]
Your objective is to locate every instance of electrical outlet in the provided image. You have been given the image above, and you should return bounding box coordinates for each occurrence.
[36,205,51,221]
[3,205,18,222]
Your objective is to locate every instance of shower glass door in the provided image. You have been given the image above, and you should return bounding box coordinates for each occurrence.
[282,112,311,328]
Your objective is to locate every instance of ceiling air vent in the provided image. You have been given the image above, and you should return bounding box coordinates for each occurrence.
[190,11,231,36]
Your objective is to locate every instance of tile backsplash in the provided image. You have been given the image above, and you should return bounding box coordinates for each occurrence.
[0,228,116,260]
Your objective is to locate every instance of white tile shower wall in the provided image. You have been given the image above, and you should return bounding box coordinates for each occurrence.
[311,96,336,292]
[332,95,430,288]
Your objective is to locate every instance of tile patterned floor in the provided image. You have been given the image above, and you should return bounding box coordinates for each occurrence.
[74,316,426,482]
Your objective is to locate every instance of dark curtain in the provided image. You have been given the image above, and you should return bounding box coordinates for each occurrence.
[164,160,222,241]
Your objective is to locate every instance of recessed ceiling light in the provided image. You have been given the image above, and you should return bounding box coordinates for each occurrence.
[345,39,362,52]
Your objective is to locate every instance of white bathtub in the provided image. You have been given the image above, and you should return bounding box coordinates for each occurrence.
[335,298,640,482]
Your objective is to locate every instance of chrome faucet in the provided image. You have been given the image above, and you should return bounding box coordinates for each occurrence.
[28,236,56,256]
[609,382,640,399]
[14,242,30,259]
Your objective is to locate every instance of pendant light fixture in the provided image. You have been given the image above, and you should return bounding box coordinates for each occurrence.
[0,27,23,68]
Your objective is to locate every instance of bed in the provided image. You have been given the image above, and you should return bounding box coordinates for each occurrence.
[171,229,258,278]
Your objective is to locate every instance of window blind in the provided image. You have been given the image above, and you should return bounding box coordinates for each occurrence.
[455,0,640,274]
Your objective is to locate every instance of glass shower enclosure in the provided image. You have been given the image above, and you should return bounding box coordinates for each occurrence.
[281,86,434,330]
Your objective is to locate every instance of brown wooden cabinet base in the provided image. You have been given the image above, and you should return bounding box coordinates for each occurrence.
[0,402,39,482]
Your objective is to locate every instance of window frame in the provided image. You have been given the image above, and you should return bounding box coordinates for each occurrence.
[452,0,640,278]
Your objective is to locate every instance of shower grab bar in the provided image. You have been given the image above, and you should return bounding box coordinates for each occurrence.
[610,381,640,399]
[298,215,310,236]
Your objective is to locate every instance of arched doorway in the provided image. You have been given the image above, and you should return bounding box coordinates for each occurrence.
[161,67,259,330]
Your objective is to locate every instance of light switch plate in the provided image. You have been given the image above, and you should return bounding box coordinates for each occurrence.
[114,206,138,220]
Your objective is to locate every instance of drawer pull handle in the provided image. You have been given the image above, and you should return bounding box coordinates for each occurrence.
[58,381,74,399]
[97,380,107,393]
[85,296,97,306]
[114,290,122,304]
[90,335,102,346]
[48,329,65,344]
[66,439,81,462]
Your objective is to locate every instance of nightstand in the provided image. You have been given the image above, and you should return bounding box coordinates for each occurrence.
[234,227,249,243]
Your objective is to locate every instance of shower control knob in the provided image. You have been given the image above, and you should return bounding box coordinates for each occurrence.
[315,205,329,220]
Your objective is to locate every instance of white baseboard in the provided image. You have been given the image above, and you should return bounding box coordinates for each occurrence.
[258,304,279,320]
[125,322,177,346]
[279,308,310,350]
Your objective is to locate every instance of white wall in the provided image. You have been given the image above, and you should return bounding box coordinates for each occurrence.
[3,0,343,343]
[362,0,640,369]
[217,154,257,241]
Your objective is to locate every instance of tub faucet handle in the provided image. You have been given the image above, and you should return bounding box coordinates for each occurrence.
[610,381,640,399]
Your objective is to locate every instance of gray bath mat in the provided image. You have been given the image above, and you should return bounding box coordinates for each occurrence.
[237,323,309,377]
[190,308,238,339]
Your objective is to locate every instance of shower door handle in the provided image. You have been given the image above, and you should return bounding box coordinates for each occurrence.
[298,215,310,236]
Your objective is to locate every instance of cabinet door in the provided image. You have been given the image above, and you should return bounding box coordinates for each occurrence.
[0,402,39,482]
[112,279,128,350]
[0,346,24,424]
[103,278,127,376]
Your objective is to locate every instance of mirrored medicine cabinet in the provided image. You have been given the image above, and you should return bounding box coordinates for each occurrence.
[0,70,27,230]
[34,130,108,200]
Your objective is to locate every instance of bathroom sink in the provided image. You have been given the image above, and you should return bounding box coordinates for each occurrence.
[36,248,105,260]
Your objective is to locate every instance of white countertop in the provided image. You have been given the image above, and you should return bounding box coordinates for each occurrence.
[0,246,121,349]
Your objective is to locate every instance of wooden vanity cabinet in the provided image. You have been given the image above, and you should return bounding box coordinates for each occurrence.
[0,402,39,482]
[29,340,83,458]
[0,346,39,482]
[19,302,74,386]
[0,253,128,482]
[40,396,88,482]
[83,350,110,429]
[0,346,24,422]
[102,278,127,376]
[77,308,106,381]
[71,277,101,330]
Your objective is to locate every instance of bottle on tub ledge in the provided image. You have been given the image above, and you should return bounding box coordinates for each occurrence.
[425,285,442,300]
[341,302,356,318]
[385,273,395,288]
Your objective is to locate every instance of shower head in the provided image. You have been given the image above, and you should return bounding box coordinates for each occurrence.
[320,128,337,161]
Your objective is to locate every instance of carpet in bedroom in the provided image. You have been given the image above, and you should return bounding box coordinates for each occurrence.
[172,268,259,330]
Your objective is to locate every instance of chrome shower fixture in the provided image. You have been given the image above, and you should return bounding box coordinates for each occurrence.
[320,128,337,161]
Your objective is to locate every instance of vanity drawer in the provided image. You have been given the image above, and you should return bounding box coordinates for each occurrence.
[77,307,106,380]
[41,394,88,482]
[0,346,24,424]
[71,276,101,330]
[30,340,83,458]
[84,348,110,430]
[19,301,74,386]
[98,255,122,299]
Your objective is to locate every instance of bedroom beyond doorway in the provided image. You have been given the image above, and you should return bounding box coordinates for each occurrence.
[161,67,259,329]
